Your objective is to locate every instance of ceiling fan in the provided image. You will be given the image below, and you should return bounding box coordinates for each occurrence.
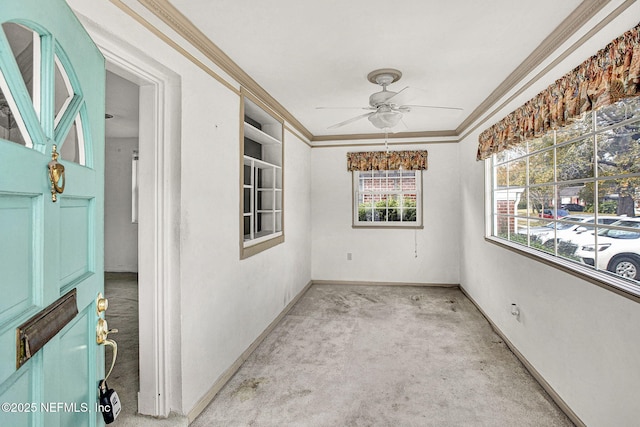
[318,68,462,130]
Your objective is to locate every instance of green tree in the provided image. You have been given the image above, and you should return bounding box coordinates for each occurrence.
[558,103,640,216]
[495,102,640,219]
[358,197,417,222]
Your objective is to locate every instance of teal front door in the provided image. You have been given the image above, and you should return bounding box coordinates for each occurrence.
[0,0,106,426]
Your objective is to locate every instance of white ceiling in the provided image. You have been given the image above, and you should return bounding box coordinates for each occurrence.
[167,0,584,138]
[105,70,139,139]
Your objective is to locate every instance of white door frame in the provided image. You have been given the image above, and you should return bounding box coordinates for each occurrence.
[77,16,181,418]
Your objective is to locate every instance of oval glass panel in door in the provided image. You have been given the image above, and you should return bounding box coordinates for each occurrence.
[54,55,73,126]
[53,50,87,166]
[59,113,85,165]
[1,23,38,109]
[0,22,39,147]
[0,74,28,145]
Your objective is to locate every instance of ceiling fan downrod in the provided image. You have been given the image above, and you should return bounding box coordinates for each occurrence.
[367,68,404,128]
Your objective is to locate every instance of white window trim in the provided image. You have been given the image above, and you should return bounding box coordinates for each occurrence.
[484,233,640,303]
[483,119,640,303]
[352,169,423,228]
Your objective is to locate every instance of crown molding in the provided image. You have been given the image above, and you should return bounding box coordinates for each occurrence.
[137,0,314,141]
[455,0,614,134]
[312,139,459,149]
[117,0,630,148]
[458,0,635,143]
[312,130,458,143]
[108,0,239,95]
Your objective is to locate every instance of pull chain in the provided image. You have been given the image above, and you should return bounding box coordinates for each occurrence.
[384,129,389,153]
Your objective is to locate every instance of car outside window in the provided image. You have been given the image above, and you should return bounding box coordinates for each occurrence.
[489,97,640,295]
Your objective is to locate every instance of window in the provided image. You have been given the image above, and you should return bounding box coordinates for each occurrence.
[353,169,422,227]
[0,22,88,163]
[241,93,283,258]
[489,97,640,296]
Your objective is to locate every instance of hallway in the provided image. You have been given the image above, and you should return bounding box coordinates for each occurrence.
[191,284,572,426]
[104,273,139,420]
[104,274,186,427]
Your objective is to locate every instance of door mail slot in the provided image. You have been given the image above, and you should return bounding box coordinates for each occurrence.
[16,289,78,369]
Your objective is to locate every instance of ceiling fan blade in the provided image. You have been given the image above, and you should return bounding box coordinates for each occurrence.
[400,104,463,111]
[327,112,374,129]
[384,86,414,106]
[316,106,376,110]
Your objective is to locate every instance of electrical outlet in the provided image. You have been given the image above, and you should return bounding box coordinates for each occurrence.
[347,252,352,261]
[511,303,520,319]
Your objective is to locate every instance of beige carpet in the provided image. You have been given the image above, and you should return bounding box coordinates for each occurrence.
[104,273,139,420]
[103,278,573,426]
[104,273,188,427]
[191,284,573,427]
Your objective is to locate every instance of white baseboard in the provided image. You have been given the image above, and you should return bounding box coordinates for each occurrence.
[312,279,459,287]
[458,286,585,427]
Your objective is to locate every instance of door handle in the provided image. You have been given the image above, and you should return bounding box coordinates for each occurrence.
[96,318,118,345]
[48,145,65,202]
[96,315,121,422]
[99,338,121,423]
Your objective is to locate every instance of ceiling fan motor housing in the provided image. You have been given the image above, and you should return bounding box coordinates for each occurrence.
[367,68,402,108]
[322,67,461,130]
[369,90,398,107]
[367,68,402,85]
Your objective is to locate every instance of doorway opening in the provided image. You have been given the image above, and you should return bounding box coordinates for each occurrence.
[104,70,140,421]
[83,14,182,418]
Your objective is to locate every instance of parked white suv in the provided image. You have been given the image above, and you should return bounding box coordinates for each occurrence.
[574,218,640,280]
[523,215,619,246]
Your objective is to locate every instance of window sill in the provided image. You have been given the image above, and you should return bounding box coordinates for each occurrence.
[352,224,424,229]
[241,233,284,259]
[485,236,640,303]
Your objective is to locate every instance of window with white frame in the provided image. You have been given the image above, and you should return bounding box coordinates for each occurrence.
[489,97,640,295]
[353,169,422,227]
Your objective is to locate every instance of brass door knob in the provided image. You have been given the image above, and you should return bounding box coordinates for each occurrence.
[97,293,109,314]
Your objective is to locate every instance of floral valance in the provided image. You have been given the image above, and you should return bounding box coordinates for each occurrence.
[477,22,640,161]
[347,150,428,171]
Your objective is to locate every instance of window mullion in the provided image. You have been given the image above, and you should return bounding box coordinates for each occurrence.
[272,167,276,233]
[525,140,531,247]
[553,131,558,256]
[593,112,600,269]
[488,100,640,297]
[353,169,420,227]
[250,160,255,241]
[39,33,54,139]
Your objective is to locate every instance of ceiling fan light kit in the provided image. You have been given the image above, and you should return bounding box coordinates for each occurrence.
[320,68,462,131]
[368,105,402,129]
